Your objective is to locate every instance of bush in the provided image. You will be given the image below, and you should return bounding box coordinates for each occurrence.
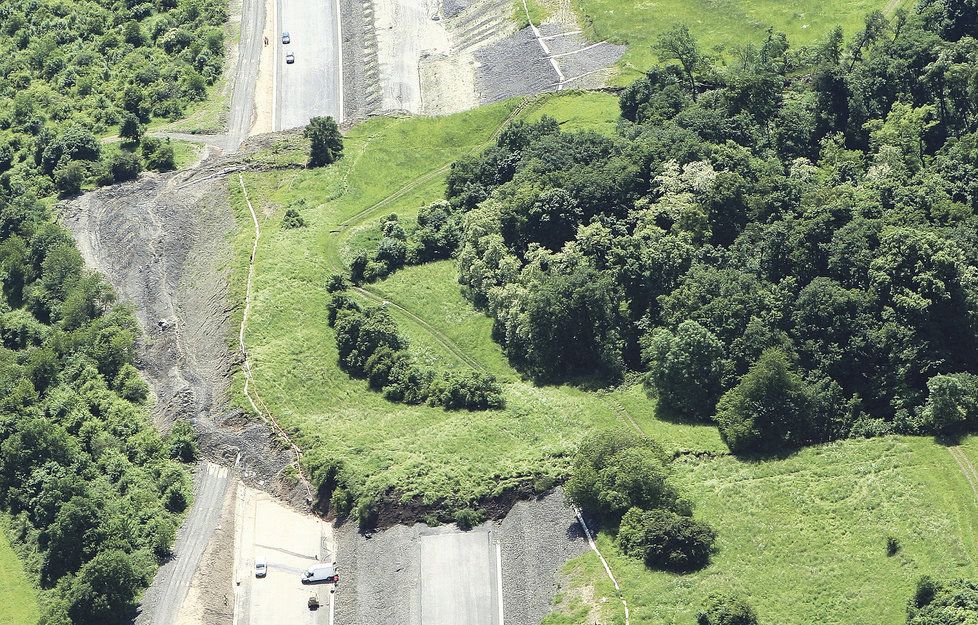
[908,578,978,625]
[304,116,344,167]
[618,507,716,572]
[696,593,758,625]
[921,373,978,434]
[167,419,199,463]
[326,273,348,293]
[887,535,900,556]
[453,507,484,530]
[141,137,176,172]
[329,487,353,519]
[282,208,306,229]
[54,162,86,196]
[565,430,684,524]
[109,150,141,183]
[428,370,504,410]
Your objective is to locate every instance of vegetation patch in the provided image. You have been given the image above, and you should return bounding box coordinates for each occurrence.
[0,517,39,625]
[551,436,978,624]
[571,0,906,83]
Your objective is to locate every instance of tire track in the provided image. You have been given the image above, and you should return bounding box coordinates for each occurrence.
[949,446,978,501]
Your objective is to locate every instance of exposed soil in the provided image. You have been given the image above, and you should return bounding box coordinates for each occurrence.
[59,141,308,507]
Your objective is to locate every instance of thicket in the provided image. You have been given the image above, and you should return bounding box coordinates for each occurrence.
[0,193,195,624]
[445,2,978,453]
[908,577,978,624]
[697,594,759,625]
[351,203,463,284]
[565,431,715,572]
[326,292,504,410]
[0,0,226,197]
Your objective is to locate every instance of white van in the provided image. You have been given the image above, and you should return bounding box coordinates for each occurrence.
[301,563,339,584]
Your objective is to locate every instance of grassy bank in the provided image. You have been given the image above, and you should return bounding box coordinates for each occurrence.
[548,436,978,625]
[573,0,908,84]
[226,92,728,508]
[0,519,39,625]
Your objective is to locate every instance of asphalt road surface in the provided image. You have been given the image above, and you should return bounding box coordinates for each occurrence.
[234,486,334,625]
[137,463,232,625]
[227,0,266,152]
[420,529,501,625]
[275,0,344,130]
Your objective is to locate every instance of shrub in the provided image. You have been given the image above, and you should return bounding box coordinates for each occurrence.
[715,348,817,454]
[54,162,86,196]
[349,253,369,284]
[376,237,407,269]
[428,370,504,410]
[304,116,344,167]
[617,507,716,572]
[326,273,348,293]
[921,373,978,434]
[887,535,900,556]
[167,419,199,463]
[329,487,353,519]
[453,507,484,530]
[565,430,683,524]
[696,593,758,625]
[113,363,149,403]
[109,150,141,183]
[908,578,978,625]
[142,137,176,172]
[326,294,361,327]
[282,208,306,229]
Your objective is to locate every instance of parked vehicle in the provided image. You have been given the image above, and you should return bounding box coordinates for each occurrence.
[282,31,291,44]
[255,556,267,578]
[301,563,339,584]
[285,52,295,64]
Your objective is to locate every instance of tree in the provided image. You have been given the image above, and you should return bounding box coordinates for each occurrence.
[908,577,978,625]
[109,150,141,183]
[43,495,105,583]
[54,162,86,196]
[642,320,730,421]
[141,137,176,172]
[617,507,716,571]
[565,431,684,524]
[67,550,143,625]
[118,113,144,146]
[921,373,978,433]
[655,24,705,101]
[697,594,759,625]
[304,116,344,167]
[715,348,817,453]
[167,419,199,462]
[282,208,306,229]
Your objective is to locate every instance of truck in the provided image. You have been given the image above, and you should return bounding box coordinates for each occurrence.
[301,563,339,584]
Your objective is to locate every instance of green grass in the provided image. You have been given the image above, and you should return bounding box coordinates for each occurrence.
[0,518,39,625]
[550,436,978,625]
[514,0,552,29]
[574,0,908,85]
[171,139,204,170]
[228,92,715,506]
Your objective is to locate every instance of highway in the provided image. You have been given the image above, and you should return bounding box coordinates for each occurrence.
[227,0,266,151]
[275,0,344,131]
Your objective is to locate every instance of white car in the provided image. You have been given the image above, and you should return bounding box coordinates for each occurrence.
[282,31,291,44]
[255,556,267,578]
[285,52,295,64]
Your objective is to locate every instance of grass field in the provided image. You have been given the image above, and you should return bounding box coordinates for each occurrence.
[572,0,908,84]
[548,435,978,625]
[227,92,729,506]
[0,518,39,625]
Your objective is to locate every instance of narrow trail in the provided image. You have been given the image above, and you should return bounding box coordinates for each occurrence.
[949,446,978,502]
[237,173,314,499]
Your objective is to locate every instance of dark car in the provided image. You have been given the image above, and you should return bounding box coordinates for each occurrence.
[285,52,295,64]
[282,31,291,44]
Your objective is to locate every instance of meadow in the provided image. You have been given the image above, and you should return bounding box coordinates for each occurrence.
[228,92,728,507]
[0,519,39,625]
[570,0,908,84]
[547,436,978,625]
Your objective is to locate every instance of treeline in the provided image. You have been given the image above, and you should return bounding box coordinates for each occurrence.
[0,192,197,623]
[350,205,463,284]
[0,0,226,197]
[326,284,503,410]
[442,2,978,453]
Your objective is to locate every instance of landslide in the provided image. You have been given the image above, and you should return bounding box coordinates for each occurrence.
[59,137,308,506]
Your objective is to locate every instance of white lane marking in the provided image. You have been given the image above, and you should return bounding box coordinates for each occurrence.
[495,542,505,625]
[551,41,607,59]
[541,30,581,40]
[328,584,336,625]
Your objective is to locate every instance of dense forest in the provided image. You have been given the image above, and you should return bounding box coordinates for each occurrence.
[0,0,227,197]
[0,190,197,624]
[0,2,211,623]
[434,1,978,453]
